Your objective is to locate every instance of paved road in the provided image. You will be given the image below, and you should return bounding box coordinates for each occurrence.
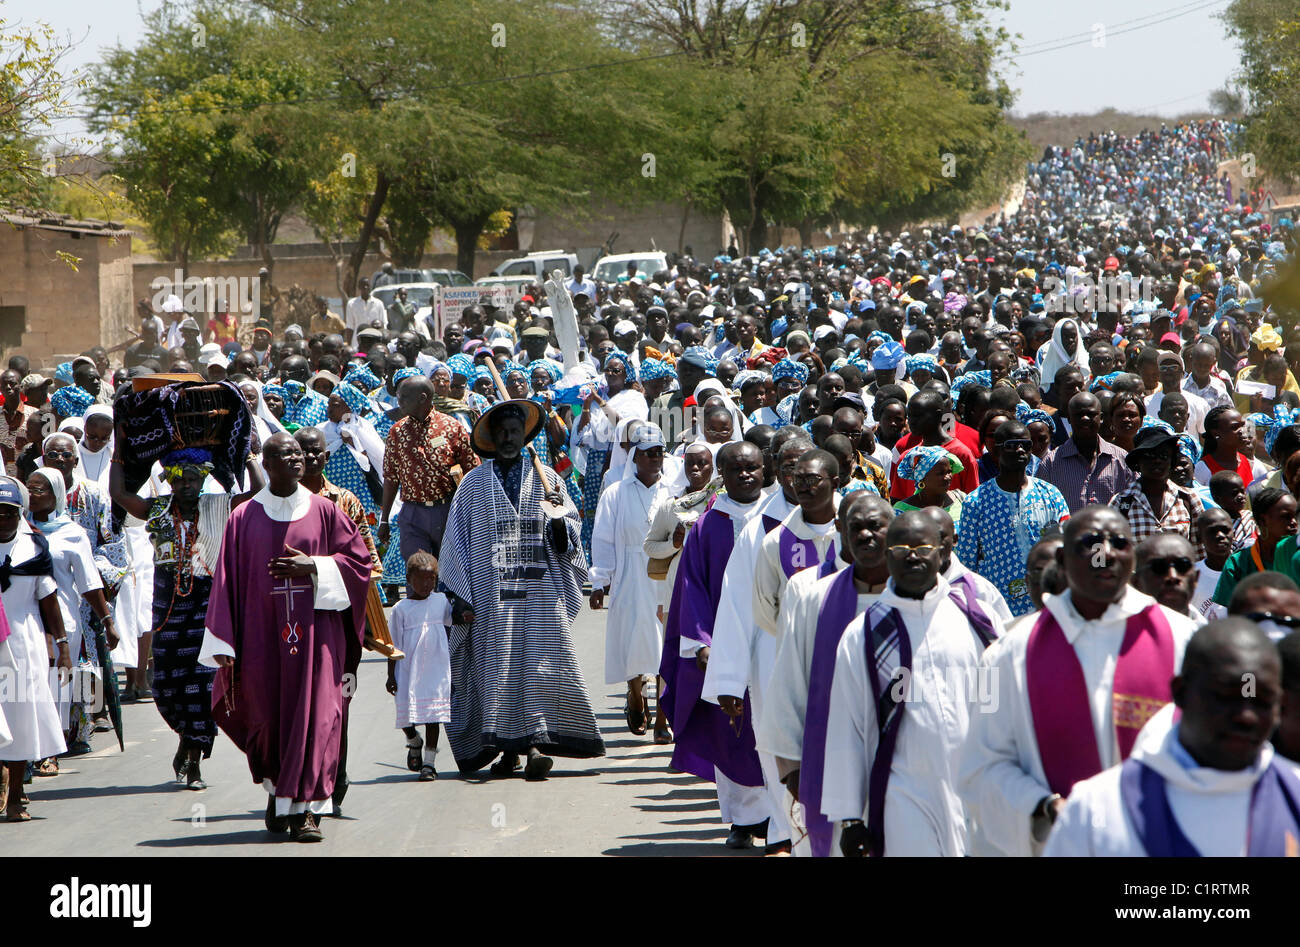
[7,604,760,856]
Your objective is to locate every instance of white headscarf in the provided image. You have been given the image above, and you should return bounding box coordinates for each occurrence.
[1038,317,1090,390]
[28,466,71,532]
[42,431,87,487]
[692,378,748,443]
[323,411,386,480]
[77,405,114,490]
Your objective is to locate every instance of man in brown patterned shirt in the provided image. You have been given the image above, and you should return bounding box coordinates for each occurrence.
[379,376,478,561]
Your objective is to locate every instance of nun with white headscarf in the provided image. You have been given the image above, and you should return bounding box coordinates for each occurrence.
[77,406,115,492]
[1037,317,1090,391]
[25,466,110,754]
[588,422,671,737]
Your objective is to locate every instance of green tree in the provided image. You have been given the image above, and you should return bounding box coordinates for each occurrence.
[1224,0,1300,183]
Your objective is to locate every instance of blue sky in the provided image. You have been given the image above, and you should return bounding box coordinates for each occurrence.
[3,0,1241,135]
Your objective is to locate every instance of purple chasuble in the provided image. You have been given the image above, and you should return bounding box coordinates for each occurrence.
[1120,757,1300,856]
[207,494,373,803]
[660,507,763,786]
[862,601,910,856]
[800,566,859,857]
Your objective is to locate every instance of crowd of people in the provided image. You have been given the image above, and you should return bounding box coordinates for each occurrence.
[3,116,1300,856]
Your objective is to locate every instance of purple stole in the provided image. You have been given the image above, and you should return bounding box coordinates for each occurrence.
[659,507,763,786]
[776,524,839,580]
[1120,757,1300,856]
[862,601,909,857]
[800,566,860,857]
[947,573,997,647]
[1027,604,1174,797]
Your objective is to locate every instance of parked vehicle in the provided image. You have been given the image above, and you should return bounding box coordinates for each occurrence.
[489,250,579,279]
[370,267,472,288]
[591,251,670,284]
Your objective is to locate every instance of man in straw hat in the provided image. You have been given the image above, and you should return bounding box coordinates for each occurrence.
[437,397,604,780]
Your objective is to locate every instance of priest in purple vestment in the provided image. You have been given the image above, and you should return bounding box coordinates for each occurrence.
[659,441,770,846]
[201,433,373,842]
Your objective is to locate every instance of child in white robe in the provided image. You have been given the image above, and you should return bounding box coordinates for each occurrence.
[386,552,467,781]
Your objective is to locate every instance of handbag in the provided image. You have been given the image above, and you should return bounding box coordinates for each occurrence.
[647,552,676,580]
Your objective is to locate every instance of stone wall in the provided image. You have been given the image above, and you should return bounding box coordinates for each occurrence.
[0,224,131,370]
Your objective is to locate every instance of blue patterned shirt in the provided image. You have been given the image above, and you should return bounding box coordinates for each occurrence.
[955,475,1070,616]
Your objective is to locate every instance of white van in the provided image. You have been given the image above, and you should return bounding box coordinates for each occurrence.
[591,251,670,284]
[490,250,579,279]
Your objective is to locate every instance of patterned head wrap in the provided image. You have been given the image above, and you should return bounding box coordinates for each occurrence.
[603,350,635,381]
[1015,403,1054,428]
[527,359,561,387]
[1140,416,1176,435]
[1177,433,1201,465]
[53,362,75,384]
[950,370,991,395]
[906,354,940,376]
[344,364,383,391]
[446,353,475,380]
[680,345,718,377]
[867,330,893,348]
[1246,404,1300,454]
[51,384,94,419]
[263,383,288,402]
[772,358,809,384]
[1088,371,1122,392]
[639,357,677,382]
[897,446,962,483]
[160,446,215,483]
[332,380,370,416]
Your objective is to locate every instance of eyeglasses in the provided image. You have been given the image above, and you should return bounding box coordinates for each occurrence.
[1074,532,1132,553]
[43,450,75,460]
[792,473,828,488]
[1145,556,1194,576]
[1242,611,1300,629]
[887,544,936,559]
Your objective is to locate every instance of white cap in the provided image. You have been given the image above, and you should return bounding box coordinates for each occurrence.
[162,294,184,313]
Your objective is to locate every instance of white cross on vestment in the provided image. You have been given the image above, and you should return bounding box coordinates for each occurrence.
[272,577,311,612]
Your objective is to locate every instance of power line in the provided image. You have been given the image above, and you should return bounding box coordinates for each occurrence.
[1013,0,1226,52]
[72,0,974,123]
[998,0,1227,60]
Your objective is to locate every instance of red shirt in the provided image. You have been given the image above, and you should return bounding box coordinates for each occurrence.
[889,434,980,500]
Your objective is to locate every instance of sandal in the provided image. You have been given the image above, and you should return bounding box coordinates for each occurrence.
[490,753,521,777]
[6,808,31,823]
[625,687,648,735]
[172,753,187,784]
[418,764,436,782]
[653,726,674,745]
[523,752,553,781]
[405,740,423,773]
[35,758,58,778]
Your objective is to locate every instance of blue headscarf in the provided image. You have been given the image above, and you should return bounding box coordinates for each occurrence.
[393,366,423,386]
[1177,433,1201,465]
[897,446,962,483]
[871,341,906,370]
[906,354,940,376]
[639,357,676,382]
[772,358,809,384]
[446,353,475,380]
[344,363,383,392]
[51,385,94,419]
[1088,371,1122,392]
[53,362,75,385]
[333,380,371,417]
[603,349,635,379]
[1015,403,1054,428]
[527,359,561,387]
[1246,404,1300,455]
[950,370,991,395]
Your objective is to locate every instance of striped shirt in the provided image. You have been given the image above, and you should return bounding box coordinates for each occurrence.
[1036,436,1136,513]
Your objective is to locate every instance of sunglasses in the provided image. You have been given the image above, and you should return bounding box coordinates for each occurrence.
[1001,439,1032,451]
[1074,532,1132,554]
[887,544,937,559]
[1242,611,1300,629]
[1145,556,1194,576]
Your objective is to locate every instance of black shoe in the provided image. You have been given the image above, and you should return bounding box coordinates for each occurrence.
[185,767,206,791]
[523,752,553,782]
[743,818,770,840]
[725,825,755,849]
[290,811,323,843]
[265,796,289,835]
[764,839,792,855]
[172,753,187,784]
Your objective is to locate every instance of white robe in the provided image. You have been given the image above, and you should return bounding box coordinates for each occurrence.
[40,520,103,727]
[390,594,454,726]
[0,532,65,761]
[590,474,671,684]
[755,560,883,856]
[821,578,989,856]
[958,587,1197,856]
[643,488,712,612]
[1045,704,1297,856]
